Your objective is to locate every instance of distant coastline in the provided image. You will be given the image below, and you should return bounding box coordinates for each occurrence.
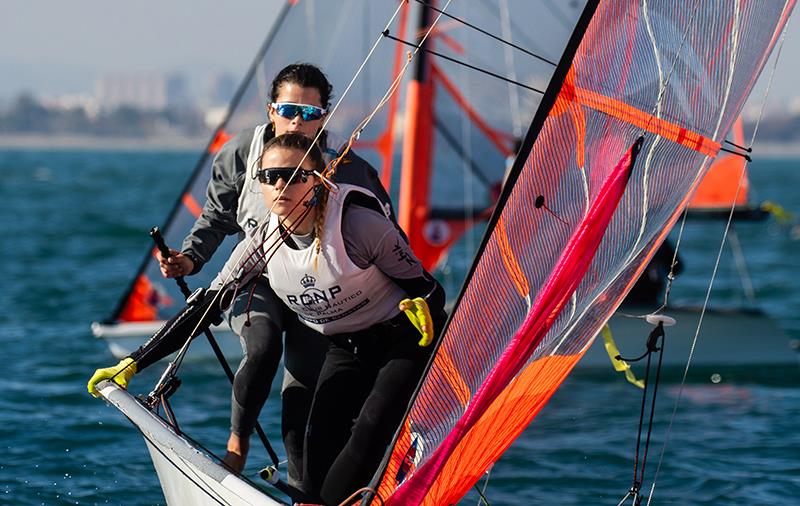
[0,133,208,151]
[2,133,800,158]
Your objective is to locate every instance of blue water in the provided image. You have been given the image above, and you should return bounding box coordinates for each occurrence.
[1,149,799,505]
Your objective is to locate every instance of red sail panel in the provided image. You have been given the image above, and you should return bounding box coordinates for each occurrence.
[689,118,749,209]
[384,139,640,505]
[421,354,580,504]
[118,274,165,322]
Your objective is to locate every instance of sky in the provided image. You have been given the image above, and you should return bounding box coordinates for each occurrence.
[0,0,282,100]
[2,0,799,110]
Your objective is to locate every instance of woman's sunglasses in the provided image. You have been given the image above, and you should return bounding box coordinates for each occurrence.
[270,102,327,121]
[256,167,315,186]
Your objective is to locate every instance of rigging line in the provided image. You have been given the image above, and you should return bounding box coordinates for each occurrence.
[646,154,750,505]
[331,0,456,161]
[382,32,547,94]
[650,21,791,499]
[723,138,752,152]
[475,465,492,506]
[718,146,752,161]
[657,211,686,313]
[413,0,558,67]
[472,482,491,506]
[433,117,493,187]
[234,187,318,280]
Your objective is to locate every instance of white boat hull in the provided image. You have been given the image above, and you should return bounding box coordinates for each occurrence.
[98,382,284,506]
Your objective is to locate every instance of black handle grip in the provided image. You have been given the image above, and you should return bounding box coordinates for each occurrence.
[150,226,191,298]
[150,227,172,259]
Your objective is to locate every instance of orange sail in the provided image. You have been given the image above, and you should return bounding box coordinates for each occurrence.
[689,118,750,210]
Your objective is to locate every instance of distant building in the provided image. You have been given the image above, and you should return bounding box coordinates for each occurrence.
[95,72,190,111]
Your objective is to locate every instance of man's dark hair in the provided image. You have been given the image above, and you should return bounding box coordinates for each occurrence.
[270,63,333,109]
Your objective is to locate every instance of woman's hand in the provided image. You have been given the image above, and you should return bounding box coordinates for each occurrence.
[399,297,434,346]
[156,249,194,278]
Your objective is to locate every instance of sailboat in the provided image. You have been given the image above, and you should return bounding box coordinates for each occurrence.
[93,0,797,504]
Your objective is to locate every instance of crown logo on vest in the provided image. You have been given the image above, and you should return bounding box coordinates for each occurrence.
[300,274,316,288]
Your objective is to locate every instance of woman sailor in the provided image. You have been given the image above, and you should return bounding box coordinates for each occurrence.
[220,132,446,505]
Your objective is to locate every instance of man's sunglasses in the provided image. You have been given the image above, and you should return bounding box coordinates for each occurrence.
[270,102,327,121]
[256,167,315,186]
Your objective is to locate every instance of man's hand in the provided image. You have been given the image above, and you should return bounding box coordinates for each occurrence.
[399,297,434,347]
[156,249,194,278]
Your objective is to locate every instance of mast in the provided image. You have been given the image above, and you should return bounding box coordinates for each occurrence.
[398,2,436,268]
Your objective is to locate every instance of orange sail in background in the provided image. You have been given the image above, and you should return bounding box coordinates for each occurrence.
[689,118,749,210]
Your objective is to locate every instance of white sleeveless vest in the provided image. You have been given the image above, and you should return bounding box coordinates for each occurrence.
[266,184,406,335]
[237,125,345,233]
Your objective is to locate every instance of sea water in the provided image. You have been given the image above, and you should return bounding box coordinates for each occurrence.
[1,148,798,505]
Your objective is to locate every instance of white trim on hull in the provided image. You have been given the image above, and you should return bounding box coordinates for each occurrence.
[92,321,241,360]
[98,381,285,506]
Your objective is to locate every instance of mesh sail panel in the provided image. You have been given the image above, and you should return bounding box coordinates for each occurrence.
[377,1,795,504]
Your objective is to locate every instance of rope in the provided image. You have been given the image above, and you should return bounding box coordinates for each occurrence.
[616,323,666,506]
[159,0,413,370]
[382,32,546,94]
